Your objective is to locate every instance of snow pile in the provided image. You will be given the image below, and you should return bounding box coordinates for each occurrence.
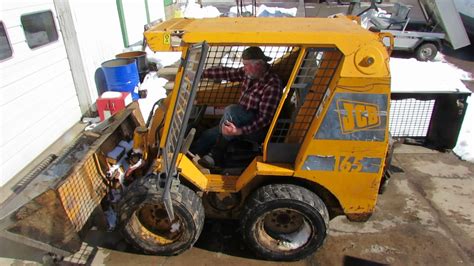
[137,51,182,120]
[183,2,221,18]
[390,57,471,93]
[229,4,297,17]
[390,56,473,162]
[146,50,181,69]
[137,73,168,119]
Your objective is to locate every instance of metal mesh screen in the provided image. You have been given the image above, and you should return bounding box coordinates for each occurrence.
[389,98,435,137]
[58,156,107,231]
[270,48,342,144]
[164,44,206,175]
[196,46,297,107]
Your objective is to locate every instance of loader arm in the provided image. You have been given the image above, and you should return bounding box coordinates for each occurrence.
[158,42,209,220]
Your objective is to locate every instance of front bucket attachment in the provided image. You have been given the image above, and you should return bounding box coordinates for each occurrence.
[0,103,144,257]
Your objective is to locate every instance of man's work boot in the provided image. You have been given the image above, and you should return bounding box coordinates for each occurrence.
[198,153,216,169]
[198,136,228,169]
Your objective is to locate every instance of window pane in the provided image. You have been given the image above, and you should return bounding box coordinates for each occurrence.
[21,10,59,49]
[0,22,13,60]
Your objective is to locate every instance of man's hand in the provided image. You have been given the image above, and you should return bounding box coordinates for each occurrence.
[222,121,243,136]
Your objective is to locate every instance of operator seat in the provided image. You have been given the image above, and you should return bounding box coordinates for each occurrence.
[370,3,411,30]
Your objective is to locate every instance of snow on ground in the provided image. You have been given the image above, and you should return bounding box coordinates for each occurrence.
[390,55,473,162]
[183,2,221,18]
[391,55,471,93]
[228,4,297,17]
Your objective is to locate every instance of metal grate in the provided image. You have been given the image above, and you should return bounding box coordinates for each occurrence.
[389,98,435,137]
[163,43,207,176]
[196,46,297,107]
[270,48,342,144]
[58,156,107,231]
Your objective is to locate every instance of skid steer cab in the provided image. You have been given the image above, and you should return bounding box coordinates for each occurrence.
[0,17,393,262]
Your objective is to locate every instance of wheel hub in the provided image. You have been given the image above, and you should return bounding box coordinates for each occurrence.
[138,204,182,241]
[256,208,313,252]
[422,48,432,57]
[264,208,304,234]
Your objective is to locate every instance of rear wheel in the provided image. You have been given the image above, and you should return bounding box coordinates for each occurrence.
[415,43,438,61]
[119,177,204,255]
[240,184,329,261]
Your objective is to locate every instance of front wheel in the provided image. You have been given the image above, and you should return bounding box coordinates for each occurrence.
[415,43,438,61]
[240,184,329,261]
[118,177,205,255]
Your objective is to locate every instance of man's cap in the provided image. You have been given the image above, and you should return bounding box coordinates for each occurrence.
[242,46,272,62]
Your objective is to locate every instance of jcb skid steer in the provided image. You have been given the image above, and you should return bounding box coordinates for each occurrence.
[0,16,394,261]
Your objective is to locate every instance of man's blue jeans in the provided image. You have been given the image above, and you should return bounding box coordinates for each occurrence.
[191,104,265,156]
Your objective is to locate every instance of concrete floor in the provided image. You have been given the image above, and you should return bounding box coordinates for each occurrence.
[0,144,473,265]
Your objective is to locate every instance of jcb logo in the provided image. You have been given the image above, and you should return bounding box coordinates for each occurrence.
[336,100,380,133]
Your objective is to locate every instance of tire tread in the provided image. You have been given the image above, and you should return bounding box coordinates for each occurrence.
[118,177,204,255]
[240,184,329,261]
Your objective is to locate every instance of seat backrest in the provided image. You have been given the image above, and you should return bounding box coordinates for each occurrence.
[393,3,411,20]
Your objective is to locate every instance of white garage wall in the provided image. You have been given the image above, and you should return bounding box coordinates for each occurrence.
[0,0,166,187]
[0,0,82,186]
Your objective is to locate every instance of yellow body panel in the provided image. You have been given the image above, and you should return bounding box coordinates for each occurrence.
[236,157,294,191]
[294,140,387,216]
[177,155,294,192]
[145,17,391,77]
[147,17,376,51]
[176,154,208,189]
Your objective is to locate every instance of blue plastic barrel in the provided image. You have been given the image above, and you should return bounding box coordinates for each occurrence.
[101,58,139,100]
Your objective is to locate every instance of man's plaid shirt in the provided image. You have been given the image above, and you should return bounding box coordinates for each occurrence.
[203,66,282,135]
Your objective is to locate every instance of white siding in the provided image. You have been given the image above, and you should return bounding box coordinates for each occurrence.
[0,0,81,186]
[67,0,126,102]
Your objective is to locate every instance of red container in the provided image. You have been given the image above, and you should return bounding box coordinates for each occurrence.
[96,92,132,121]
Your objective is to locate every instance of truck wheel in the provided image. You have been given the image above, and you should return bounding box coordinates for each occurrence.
[240,184,329,261]
[415,43,438,61]
[119,177,204,255]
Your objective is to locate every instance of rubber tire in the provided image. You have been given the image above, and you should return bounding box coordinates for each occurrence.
[415,43,438,61]
[240,184,329,261]
[118,177,204,255]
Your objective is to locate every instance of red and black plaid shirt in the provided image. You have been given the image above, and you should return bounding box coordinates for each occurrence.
[203,66,282,134]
